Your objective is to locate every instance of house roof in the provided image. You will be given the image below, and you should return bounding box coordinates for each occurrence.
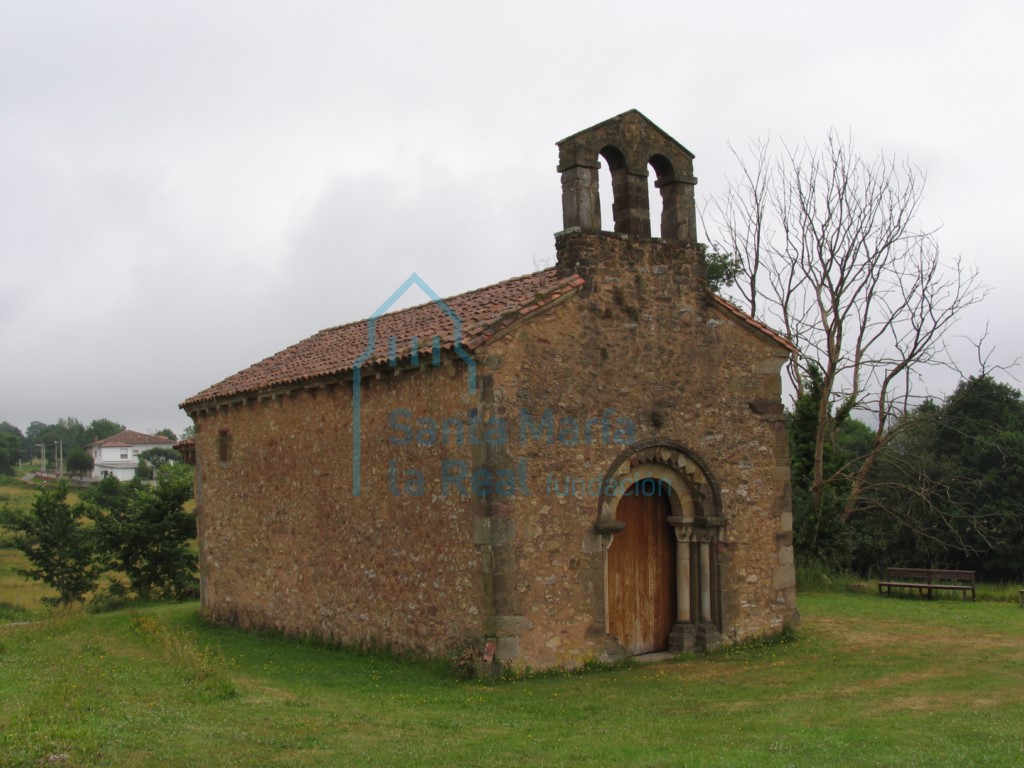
[88,430,175,448]
[181,268,587,409]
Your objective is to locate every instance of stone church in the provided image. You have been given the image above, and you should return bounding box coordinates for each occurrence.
[180,110,798,671]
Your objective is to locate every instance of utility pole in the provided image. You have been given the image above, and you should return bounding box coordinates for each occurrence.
[36,442,46,474]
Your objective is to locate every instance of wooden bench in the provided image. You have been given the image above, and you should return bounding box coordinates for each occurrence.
[877,568,976,601]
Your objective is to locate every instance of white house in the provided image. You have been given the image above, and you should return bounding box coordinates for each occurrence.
[88,429,176,481]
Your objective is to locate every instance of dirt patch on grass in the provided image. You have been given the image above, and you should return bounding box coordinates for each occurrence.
[834,669,955,697]
[877,688,1016,714]
[234,677,304,705]
[812,614,1018,655]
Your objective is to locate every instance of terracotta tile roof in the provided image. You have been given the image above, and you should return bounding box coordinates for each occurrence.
[89,429,175,448]
[181,268,586,409]
[709,294,796,353]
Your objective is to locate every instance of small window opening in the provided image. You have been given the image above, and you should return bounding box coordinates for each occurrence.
[218,429,232,462]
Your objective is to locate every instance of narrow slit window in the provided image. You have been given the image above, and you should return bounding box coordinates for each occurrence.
[218,429,232,462]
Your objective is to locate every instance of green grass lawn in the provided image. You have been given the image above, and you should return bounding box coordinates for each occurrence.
[2,590,1023,767]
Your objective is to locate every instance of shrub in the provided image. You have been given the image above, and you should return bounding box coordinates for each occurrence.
[2,481,102,606]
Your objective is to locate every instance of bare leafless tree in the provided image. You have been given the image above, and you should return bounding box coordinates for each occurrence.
[711,131,989,525]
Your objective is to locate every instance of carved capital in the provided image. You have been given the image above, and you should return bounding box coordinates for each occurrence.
[695,528,717,544]
[667,516,696,543]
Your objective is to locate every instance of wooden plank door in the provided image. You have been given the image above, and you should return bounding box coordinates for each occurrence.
[607,483,676,655]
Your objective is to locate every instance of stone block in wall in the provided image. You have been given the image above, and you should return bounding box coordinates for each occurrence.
[783,587,798,612]
[581,530,603,554]
[492,573,521,614]
[493,615,533,635]
[495,636,519,661]
[772,564,796,590]
[472,517,492,545]
[473,515,516,547]
[778,545,794,566]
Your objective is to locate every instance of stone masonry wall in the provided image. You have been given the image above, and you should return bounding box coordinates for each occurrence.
[192,358,490,659]
[471,230,795,668]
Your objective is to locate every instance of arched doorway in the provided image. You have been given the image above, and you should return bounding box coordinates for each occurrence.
[596,441,726,654]
[607,479,676,654]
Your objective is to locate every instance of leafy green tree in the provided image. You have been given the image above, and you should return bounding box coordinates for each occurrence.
[25,421,48,444]
[56,417,87,450]
[0,431,21,475]
[851,375,1024,578]
[89,463,198,600]
[850,400,956,572]
[0,421,25,438]
[0,421,26,464]
[80,477,139,556]
[87,418,125,443]
[23,418,93,470]
[134,447,181,480]
[2,482,102,606]
[81,475,135,513]
[26,422,63,469]
[789,364,874,567]
[155,428,178,441]
[66,447,95,478]
[936,376,1024,577]
[703,249,743,293]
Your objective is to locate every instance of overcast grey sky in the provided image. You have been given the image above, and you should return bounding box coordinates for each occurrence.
[1,1,1021,436]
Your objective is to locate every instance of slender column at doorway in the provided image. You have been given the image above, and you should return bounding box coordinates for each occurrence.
[699,540,712,622]
[667,513,724,652]
[677,539,691,622]
[669,518,695,624]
